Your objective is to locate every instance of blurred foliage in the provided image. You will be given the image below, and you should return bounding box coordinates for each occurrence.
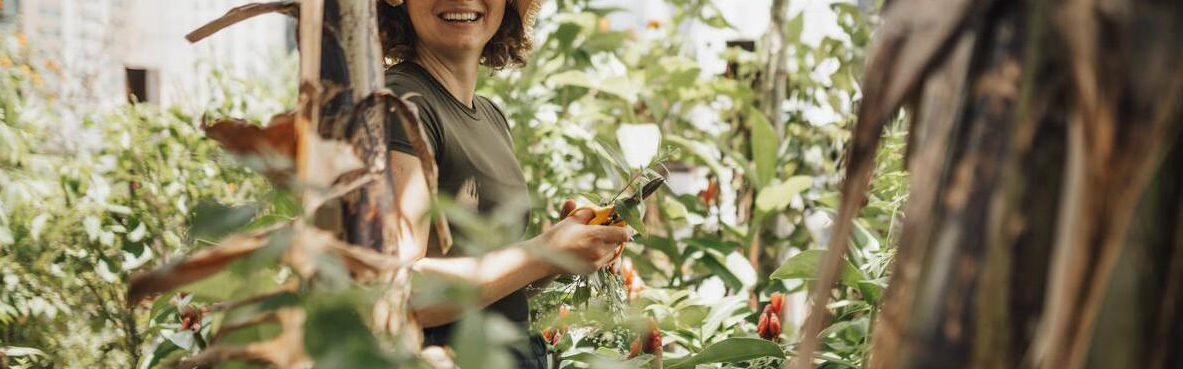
[0,0,906,368]
[0,33,278,367]
[476,0,901,367]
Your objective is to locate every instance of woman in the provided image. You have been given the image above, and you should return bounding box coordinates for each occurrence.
[377,0,632,367]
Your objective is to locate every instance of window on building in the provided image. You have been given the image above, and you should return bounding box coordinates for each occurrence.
[125,67,158,104]
[725,40,756,79]
[0,0,14,21]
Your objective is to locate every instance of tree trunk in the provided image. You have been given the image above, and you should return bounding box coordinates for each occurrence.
[310,0,422,349]
[790,0,1183,368]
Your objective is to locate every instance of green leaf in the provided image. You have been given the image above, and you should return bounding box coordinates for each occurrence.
[662,195,688,220]
[303,292,394,368]
[664,338,785,369]
[667,135,726,177]
[229,226,291,277]
[573,283,591,306]
[581,192,605,206]
[588,138,632,182]
[636,235,680,266]
[552,22,582,50]
[581,31,628,54]
[549,70,596,90]
[684,236,742,254]
[769,249,865,287]
[599,74,641,103]
[785,12,805,42]
[453,312,516,369]
[701,295,748,340]
[857,279,886,305]
[188,201,258,241]
[614,197,646,234]
[145,340,183,369]
[756,176,812,213]
[699,252,743,291]
[749,108,778,187]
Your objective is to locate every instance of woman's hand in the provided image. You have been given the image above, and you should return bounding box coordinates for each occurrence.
[533,200,634,275]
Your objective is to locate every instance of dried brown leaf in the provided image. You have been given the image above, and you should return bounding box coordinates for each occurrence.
[126,234,268,305]
[204,113,298,185]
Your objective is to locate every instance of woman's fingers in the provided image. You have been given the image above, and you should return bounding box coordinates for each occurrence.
[566,207,596,224]
[559,200,577,219]
[588,225,632,244]
[593,247,618,268]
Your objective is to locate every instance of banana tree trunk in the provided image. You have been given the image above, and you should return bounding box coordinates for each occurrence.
[308,0,422,349]
[789,0,1183,368]
[851,0,1183,368]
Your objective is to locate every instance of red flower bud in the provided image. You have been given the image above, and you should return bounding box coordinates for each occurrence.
[647,329,662,353]
[757,312,770,339]
[768,314,781,340]
[629,338,643,358]
[770,292,784,314]
[757,301,782,341]
[629,320,662,357]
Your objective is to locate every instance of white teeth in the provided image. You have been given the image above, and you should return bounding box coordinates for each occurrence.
[441,12,478,21]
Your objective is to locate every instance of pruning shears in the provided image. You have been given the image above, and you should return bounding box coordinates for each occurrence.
[571,177,666,228]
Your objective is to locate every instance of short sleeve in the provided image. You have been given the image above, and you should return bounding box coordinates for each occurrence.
[387,96,444,159]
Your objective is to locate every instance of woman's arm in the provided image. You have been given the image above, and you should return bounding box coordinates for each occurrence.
[390,151,628,328]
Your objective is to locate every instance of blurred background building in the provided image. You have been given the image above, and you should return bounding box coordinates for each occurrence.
[2,0,293,109]
[0,0,859,110]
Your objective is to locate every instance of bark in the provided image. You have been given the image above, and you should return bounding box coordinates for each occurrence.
[309,0,425,349]
[836,0,1183,368]
[762,0,790,137]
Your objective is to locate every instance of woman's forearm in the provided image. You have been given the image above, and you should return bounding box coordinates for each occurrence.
[411,239,553,327]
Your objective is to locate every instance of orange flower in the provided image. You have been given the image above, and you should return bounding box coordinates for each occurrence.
[697,178,719,207]
[43,60,60,74]
[621,259,646,300]
[646,19,665,29]
[542,327,559,345]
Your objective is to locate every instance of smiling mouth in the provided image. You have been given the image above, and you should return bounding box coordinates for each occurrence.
[439,11,483,23]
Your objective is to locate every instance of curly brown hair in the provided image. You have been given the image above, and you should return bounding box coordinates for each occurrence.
[377,2,532,69]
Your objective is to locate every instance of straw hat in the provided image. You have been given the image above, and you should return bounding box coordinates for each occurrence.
[381,0,543,36]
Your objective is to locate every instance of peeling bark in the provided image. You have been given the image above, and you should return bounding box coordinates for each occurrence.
[833,0,1183,368]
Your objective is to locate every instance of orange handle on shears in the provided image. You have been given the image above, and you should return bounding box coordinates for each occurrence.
[572,206,627,227]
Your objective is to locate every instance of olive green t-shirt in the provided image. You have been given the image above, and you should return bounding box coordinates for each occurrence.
[385,62,532,342]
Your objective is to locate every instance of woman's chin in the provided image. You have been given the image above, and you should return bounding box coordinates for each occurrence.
[423,41,487,58]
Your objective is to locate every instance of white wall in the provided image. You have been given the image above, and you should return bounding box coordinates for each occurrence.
[16,0,292,109]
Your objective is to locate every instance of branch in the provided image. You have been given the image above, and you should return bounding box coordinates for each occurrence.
[186,2,299,43]
[126,222,289,305]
